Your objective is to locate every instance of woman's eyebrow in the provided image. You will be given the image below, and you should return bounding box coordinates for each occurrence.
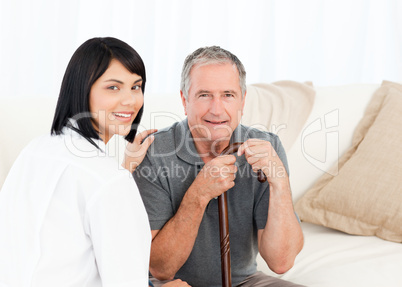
[104,78,142,84]
[134,78,143,84]
[105,79,124,84]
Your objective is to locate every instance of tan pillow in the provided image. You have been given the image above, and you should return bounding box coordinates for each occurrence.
[295,81,402,242]
[242,81,315,151]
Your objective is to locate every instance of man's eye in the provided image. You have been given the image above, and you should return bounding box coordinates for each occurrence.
[199,94,209,97]
[225,94,234,97]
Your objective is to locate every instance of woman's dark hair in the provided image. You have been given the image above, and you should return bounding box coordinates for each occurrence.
[51,37,146,147]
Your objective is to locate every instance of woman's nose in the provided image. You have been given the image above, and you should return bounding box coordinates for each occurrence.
[121,90,137,106]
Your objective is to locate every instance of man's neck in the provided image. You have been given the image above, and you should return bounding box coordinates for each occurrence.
[193,139,231,163]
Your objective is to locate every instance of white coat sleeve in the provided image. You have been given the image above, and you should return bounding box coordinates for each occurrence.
[84,172,151,287]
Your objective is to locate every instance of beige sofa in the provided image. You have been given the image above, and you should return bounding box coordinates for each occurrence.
[1,81,402,286]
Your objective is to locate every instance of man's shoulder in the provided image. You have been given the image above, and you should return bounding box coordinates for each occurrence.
[153,123,177,140]
[151,121,180,142]
[146,121,186,157]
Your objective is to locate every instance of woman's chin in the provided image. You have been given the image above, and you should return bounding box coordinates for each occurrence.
[110,124,133,138]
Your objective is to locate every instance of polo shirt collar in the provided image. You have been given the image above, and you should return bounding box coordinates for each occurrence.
[175,119,203,166]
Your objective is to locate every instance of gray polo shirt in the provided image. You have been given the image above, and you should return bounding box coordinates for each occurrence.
[134,119,289,287]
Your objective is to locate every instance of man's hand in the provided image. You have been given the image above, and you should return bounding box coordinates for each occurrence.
[191,155,237,204]
[161,279,191,286]
[122,129,157,173]
[237,139,288,187]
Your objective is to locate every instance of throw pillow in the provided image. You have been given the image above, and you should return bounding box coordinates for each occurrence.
[242,81,315,151]
[295,81,402,243]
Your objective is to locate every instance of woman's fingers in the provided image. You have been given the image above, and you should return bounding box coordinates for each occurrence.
[134,129,158,144]
[123,129,157,172]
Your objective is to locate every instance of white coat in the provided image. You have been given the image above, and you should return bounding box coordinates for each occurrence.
[0,125,151,287]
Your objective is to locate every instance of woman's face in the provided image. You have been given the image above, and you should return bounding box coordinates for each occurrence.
[89,59,144,143]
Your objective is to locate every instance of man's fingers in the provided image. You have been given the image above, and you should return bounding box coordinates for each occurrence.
[238,139,271,158]
[237,139,259,156]
[247,155,260,165]
[202,156,237,179]
[237,141,248,156]
[217,154,237,164]
[220,164,238,177]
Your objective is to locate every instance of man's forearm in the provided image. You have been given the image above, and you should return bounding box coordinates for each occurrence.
[149,186,208,280]
[258,181,304,274]
[148,154,237,280]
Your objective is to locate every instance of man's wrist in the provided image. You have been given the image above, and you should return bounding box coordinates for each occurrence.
[185,183,210,210]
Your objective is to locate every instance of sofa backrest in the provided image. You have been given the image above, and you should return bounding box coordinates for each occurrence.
[0,97,58,188]
[0,94,184,189]
[0,84,380,202]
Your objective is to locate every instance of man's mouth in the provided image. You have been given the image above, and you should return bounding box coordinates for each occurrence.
[205,120,228,125]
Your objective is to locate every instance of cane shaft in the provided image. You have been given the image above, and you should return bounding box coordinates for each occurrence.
[218,142,267,287]
[218,192,231,287]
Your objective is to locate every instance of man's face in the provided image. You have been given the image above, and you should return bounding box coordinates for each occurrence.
[181,63,246,146]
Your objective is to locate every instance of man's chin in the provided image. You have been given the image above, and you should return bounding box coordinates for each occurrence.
[209,132,233,144]
[190,124,236,143]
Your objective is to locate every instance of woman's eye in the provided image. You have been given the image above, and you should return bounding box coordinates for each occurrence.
[132,85,141,90]
[108,86,118,90]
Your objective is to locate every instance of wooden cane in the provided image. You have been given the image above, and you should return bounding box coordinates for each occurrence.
[218,142,267,287]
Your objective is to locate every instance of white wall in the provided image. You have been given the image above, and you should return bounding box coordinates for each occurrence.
[0,0,401,99]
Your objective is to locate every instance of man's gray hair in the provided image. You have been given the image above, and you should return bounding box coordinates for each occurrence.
[180,46,246,100]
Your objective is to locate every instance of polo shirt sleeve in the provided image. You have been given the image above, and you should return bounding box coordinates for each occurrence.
[84,173,151,287]
[133,155,175,230]
[271,133,290,176]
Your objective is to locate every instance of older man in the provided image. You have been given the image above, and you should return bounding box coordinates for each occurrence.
[134,46,304,287]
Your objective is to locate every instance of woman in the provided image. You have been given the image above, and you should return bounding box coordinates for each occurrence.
[0,37,189,287]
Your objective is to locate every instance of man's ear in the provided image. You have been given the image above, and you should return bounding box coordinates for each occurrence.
[180,90,187,116]
[241,91,247,116]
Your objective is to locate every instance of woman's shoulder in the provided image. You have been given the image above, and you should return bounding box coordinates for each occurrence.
[21,132,128,183]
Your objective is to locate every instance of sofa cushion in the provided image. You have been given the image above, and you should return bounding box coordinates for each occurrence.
[295,81,402,242]
[242,81,315,151]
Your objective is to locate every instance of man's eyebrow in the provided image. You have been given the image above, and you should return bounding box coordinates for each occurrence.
[194,89,239,95]
[223,90,238,94]
[195,90,238,93]
[195,90,211,94]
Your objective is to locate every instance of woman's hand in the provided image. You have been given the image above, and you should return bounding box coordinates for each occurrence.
[122,129,157,173]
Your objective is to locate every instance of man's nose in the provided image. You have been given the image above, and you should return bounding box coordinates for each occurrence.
[209,97,224,115]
